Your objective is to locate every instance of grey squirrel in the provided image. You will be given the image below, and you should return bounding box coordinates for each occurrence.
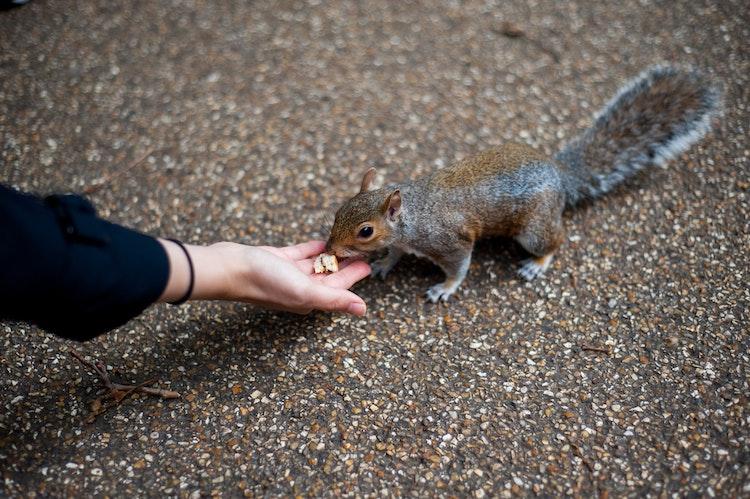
[324,65,722,302]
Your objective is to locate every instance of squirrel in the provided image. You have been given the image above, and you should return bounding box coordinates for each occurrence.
[324,65,722,302]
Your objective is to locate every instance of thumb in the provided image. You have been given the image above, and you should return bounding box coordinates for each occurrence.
[306,283,367,316]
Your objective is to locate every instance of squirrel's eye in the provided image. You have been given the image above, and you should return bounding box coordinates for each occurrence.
[358,226,374,238]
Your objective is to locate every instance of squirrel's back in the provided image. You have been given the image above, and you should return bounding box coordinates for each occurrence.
[555,65,722,206]
[430,143,547,188]
[407,143,563,240]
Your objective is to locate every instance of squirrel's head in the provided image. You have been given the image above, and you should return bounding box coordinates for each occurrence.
[325,168,402,258]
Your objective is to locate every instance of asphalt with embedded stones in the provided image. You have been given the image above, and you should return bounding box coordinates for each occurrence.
[1,1,748,496]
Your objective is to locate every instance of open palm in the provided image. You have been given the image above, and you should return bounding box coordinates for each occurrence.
[233,240,371,315]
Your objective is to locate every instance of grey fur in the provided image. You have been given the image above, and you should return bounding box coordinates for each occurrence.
[555,65,722,205]
[392,160,561,256]
[327,65,721,300]
[371,161,564,300]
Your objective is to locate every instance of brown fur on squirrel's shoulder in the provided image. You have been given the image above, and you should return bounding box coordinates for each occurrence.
[431,142,547,188]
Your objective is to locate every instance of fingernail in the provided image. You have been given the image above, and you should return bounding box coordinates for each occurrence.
[347,302,366,316]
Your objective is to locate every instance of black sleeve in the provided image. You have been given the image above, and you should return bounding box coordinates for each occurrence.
[0,184,170,341]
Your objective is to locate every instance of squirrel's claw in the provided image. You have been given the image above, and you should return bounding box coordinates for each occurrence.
[425,283,456,303]
[518,257,551,281]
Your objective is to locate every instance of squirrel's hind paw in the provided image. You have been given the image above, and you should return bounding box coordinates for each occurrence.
[518,256,553,281]
[425,283,457,303]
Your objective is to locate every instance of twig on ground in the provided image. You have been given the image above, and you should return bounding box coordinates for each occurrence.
[495,22,561,63]
[565,433,600,495]
[498,21,525,38]
[570,441,594,474]
[70,349,180,422]
[580,344,612,355]
[113,377,157,406]
[82,148,154,194]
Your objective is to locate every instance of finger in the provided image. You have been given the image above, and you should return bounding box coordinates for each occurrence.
[321,260,371,289]
[280,240,327,260]
[305,284,367,316]
[336,258,362,270]
[295,257,316,275]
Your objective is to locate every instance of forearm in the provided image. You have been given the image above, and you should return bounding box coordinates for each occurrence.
[1,183,368,342]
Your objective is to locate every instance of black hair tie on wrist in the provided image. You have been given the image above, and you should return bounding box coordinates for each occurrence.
[167,238,194,305]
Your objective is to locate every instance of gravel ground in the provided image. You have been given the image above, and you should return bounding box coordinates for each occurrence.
[1,0,748,496]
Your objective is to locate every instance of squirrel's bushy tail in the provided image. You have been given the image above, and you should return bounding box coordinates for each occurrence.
[555,65,722,206]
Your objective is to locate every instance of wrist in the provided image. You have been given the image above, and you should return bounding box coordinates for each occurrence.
[158,239,190,302]
[196,242,246,301]
[204,242,256,302]
[158,240,235,302]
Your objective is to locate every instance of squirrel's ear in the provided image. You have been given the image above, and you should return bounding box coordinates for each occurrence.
[359,167,377,193]
[384,189,401,221]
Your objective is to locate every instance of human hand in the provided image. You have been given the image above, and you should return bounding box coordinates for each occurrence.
[221,240,371,315]
[159,239,371,316]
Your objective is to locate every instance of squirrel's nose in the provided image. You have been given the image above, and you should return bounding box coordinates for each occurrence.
[324,239,333,253]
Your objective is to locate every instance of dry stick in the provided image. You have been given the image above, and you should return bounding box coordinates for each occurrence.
[113,377,157,407]
[70,350,180,399]
[566,435,598,495]
[527,38,561,64]
[497,22,561,63]
[570,441,594,474]
[82,148,154,195]
[108,378,180,398]
[580,344,612,355]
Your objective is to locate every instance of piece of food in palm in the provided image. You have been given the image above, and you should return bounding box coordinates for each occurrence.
[313,253,339,274]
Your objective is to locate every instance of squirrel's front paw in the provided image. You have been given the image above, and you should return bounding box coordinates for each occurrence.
[518,256,552,281]
[425,283,456,303]
[371,258,395,280]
